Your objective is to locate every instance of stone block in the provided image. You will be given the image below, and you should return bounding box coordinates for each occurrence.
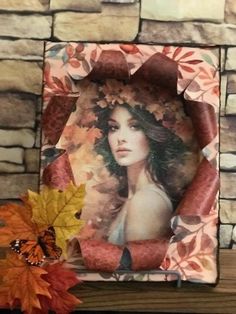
[225,47,236,70]
[0,61,43,95]
[54,3,139,41]
[220,75,227,116]
[139,21,236,45]
[141,0,225,23]
[0,40,44,61]
[0,0,49,11]
[35,124,42,148]
[220,117,236,152]
[0,162,25,173]
[0,94,36,128]
[225,0,236,24]
[220,200,236,223]
[220,172,236,199]
[227,73,236,94]
[232,226,236,242]
[25,149,40,172]
[0,174,39,199]
[219,224,233,248]
[221,48,226,72]
[226,94,236,115]
[0,148,24,164]
[0,129,35,148]
[0,14,52,39]
[50,0,101,12]
[220,153,236,170]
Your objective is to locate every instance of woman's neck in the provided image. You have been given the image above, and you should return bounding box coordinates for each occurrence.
[127,160,152,198]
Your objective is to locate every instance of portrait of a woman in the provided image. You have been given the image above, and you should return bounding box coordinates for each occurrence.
[93,101,189,245]
[58,79,199,247]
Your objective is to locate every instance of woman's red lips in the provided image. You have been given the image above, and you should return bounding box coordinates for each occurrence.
[116,148,131,152]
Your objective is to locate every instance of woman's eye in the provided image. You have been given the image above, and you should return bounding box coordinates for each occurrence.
[108,125,118,132]
[130,123,140,130]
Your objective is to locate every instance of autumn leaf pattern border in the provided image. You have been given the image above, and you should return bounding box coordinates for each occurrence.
[41,43,220,284]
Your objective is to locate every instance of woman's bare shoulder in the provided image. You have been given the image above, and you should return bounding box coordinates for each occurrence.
[129,187,172,214]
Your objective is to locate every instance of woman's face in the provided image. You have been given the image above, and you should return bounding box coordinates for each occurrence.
[107,106,150,167]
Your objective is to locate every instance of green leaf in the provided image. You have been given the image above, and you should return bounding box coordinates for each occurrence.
[201,53,214,66]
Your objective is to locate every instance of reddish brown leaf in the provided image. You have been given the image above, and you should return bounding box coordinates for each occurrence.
[186,236,196,255]
[52,76,65,91]
[201,233,214,251]
[69,59,81,68]
[76,43,85,53]
[172,47,183,60]
[188,261,202,272]
[82,59,90,73]
[177,51,194,60]
[179,64,195,73]
[181,216,202,225]
[66,44,75,58]
[186,81,201,92]
[162,46,171,55]
[177,241,187,258]
[64,76,72,92]
[182,59,203,65]
[90,48,97,61]
[38,262,81,314]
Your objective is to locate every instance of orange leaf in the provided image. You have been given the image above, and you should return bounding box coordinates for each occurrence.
[69,59,81,68]
[38,262,81,314]
[0,203,41,245]
[2,253,51,314]
[119,44,140,54]
[86,127,102,144]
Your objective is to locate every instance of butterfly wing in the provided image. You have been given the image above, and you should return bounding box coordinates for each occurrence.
[10,227,62,266]
[39,227,62,260]
[10,239,46,266]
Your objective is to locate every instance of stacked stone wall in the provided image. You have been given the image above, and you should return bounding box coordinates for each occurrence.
[0,0,235,248]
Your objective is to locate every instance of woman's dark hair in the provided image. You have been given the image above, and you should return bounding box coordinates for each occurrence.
[94,103,189,208]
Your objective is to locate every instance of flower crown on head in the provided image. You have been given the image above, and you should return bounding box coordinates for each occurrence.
[91,79,188,130]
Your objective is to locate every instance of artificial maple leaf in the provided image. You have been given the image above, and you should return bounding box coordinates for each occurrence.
[28,183,85,256]
[37,262,81,314]
[0,202,43,246]
[0,252,51,314]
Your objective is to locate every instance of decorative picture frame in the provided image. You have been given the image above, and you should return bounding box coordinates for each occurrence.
[42,43,219,283]
[0,42,220,314]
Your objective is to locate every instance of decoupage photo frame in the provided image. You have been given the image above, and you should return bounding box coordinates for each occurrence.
[41,43,219,284]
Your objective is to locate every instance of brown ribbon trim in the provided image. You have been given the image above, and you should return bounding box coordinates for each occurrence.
[42,96,78,145]
[185,101,218,149]
[42,151,75,190]
[79,238,169,272]
[176,157,219,216]
[88,50,130,80]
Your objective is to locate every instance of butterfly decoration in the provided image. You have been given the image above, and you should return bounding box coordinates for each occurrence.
[10,226,62,266]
